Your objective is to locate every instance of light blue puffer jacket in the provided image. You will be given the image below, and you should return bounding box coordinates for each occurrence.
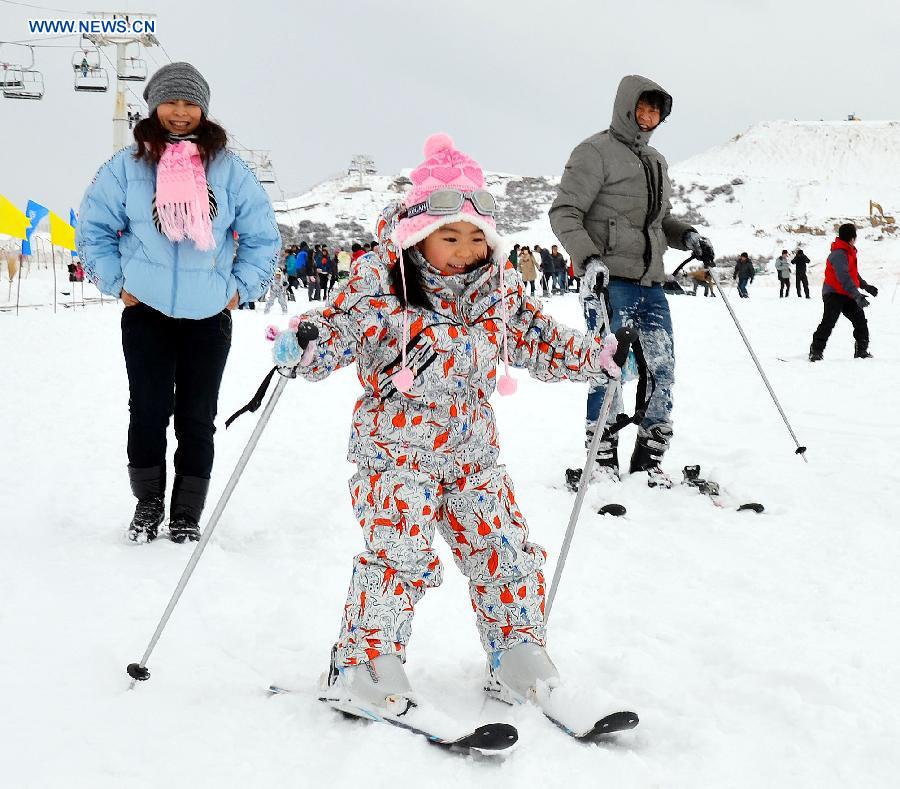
[76,145,281,319]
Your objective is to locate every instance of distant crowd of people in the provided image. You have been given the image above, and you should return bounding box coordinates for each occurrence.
[508,243,580,296]
[248,240,377,313]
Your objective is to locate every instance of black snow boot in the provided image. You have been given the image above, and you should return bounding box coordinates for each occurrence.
[168,475,209,543]
[629,424,673,488]
[127,465,166,543]
[854,343,873,359]
[808,344,823,362]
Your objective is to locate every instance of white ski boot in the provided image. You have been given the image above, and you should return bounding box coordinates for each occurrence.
[322,650,416,717]
[484,643,639,738]
[484,642,560,705]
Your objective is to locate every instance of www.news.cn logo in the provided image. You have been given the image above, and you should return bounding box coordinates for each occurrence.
[28,18,156,35]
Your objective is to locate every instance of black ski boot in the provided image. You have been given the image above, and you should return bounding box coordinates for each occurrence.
[566,432,619,491]
[629,424,673,488]
[809,344,823,362]
[168,475,209,543]
[127,465,165,543]
[854,343,873,359]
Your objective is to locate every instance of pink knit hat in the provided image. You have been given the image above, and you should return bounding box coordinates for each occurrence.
[393,133,502,255]
[390,133,517,397]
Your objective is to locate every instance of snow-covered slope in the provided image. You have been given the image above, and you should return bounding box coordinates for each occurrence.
[2,284,899,787]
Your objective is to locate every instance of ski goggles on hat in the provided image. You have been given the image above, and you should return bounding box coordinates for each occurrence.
[405,189,497,219]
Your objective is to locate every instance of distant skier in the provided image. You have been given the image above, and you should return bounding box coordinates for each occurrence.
[733,253,755,298]
[792,247,810,298]
[264,269,288,314]
[270,133,622,728]
[550,74,712,487]
[809,223,877,361]
[775,249,791,297]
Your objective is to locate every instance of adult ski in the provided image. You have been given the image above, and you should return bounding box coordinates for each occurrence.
[681,465,764,513]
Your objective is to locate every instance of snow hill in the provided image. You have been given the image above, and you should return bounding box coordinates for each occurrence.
[275,120,900,278]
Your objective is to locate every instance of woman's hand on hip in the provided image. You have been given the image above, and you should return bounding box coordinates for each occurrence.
[120,289,140,307]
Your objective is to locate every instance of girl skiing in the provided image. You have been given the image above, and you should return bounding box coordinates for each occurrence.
[77,62,281,544]
[272,134,621,726]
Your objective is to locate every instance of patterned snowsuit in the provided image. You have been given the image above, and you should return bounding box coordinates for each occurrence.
[291,205,613,666]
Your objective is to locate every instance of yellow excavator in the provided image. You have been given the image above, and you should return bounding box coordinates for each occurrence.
[869,200,895,227]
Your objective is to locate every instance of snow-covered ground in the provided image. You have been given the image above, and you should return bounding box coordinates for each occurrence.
[2,272,898,788]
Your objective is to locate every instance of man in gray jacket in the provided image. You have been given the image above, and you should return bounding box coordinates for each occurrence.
[550,74,714,486]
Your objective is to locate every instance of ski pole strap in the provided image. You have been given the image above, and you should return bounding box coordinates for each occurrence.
[225,366,279,429]
[602,330,656,439]
[669,253,697,280]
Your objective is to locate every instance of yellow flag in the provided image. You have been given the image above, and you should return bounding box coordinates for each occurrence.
[0,194,31,240]
[49,211,76,251]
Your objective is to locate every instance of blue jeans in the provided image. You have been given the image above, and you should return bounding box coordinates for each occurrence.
[584,281,675,434]
[737,277,750,298]
[555,271,567,293]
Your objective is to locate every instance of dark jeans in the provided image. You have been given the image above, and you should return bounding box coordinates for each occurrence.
[779,277,790,297]
[585,280,674,431]
[308,274,320,301]
[121,303,232,479]
[541,273,553,295]
[737,277,751,298]
[811,293,868,354]
[796,273,810,298]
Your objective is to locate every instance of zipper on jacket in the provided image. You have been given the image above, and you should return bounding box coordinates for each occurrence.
[171,243,179,314]
[638,153,654,281]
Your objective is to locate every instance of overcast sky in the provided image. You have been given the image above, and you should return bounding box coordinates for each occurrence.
[2,0,898,216]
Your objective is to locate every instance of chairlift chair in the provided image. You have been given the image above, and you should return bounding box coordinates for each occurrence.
[1,46,44,100]
[118,56,147,82]
[74,67,109,93]
[2,67,44,100]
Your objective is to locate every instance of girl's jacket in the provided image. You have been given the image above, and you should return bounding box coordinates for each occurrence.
[284,205,612,479]
[76,145,281,319]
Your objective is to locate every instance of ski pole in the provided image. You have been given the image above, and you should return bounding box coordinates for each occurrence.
[706,265,808,461]
[126,323,318,687]
[546,270,637,621]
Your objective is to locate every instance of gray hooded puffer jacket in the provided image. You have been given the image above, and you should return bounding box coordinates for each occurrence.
[549,74,694,282]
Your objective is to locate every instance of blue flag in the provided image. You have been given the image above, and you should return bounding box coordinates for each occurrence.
[69,208,78,257]
[21,200,49,256]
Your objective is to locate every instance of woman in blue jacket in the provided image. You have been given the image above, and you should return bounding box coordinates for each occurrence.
[77,62,281,544]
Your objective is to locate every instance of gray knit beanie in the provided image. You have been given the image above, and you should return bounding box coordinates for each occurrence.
[143,62,210,117]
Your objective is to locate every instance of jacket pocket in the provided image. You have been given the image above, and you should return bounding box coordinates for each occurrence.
[608,219,618,251]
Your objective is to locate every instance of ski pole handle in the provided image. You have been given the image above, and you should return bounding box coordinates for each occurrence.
[612,326,638,368]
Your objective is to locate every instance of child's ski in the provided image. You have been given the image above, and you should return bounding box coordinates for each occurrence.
[268,685,518,755]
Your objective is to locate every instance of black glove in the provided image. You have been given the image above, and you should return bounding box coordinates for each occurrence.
[862,283,878,297]
[296,320,318,349]
[854,293,870,309]
[684,231,716,267]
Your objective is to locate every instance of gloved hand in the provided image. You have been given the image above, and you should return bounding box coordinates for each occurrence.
[273,321,318,374]
[854,293,870,310]
[580,255,608,302]
[587,332,621,380]
[862,282,879,297]
[683,231,716,267]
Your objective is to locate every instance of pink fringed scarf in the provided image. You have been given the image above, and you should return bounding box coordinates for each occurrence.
[155,140,215,251]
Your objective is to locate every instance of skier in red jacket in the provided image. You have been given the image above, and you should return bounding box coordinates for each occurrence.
[809,223,878,361]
